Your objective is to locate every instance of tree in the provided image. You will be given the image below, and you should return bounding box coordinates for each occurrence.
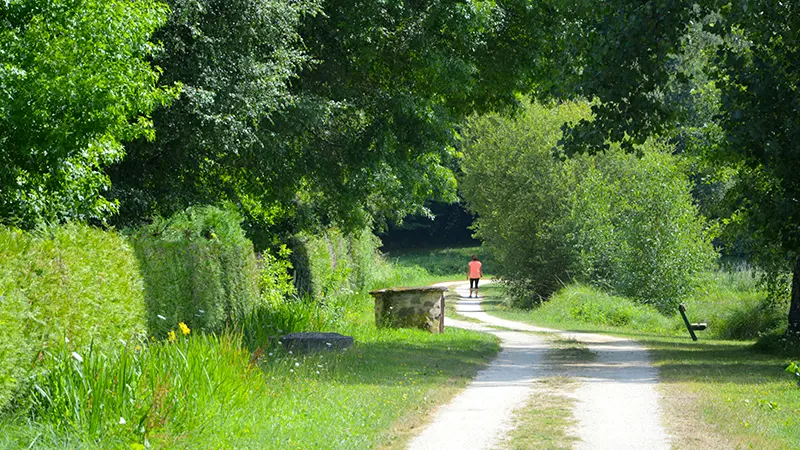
[460,101,581,307]
[108,0,565,241]
[107,0,320,231]
[544,0,800,334]
[0,0,174,228]
[460,101,714,310]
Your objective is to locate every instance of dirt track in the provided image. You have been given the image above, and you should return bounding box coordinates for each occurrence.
[406,281,671,450]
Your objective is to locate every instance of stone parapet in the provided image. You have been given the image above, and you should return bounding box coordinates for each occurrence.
[370,286,447,333]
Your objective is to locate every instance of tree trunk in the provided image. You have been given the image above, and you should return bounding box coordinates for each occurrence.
[789,256,800,335]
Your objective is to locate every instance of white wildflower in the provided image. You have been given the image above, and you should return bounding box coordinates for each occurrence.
[71,352,83,363]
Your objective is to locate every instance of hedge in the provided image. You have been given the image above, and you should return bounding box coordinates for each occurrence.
[291,227,381,300]
[129,206,261,338]
[0,225,146,410]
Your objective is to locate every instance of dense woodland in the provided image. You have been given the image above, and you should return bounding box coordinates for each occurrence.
[1,0,800,445]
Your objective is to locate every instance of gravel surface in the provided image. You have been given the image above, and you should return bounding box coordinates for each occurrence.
[406,281,672,450]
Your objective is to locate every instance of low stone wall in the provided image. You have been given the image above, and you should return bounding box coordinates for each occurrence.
[370,286,447,333]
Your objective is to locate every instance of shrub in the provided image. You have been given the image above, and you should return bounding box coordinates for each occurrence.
[257,245,297,306]
[130,206,260,338]
[717,301,785,340]
[0,225,146,410]
[566,147,717,313]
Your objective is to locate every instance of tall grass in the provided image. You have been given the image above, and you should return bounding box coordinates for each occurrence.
[487,262,784,341]
[1,301,498,449]
[5,329,272,448]
[486,283,675,335]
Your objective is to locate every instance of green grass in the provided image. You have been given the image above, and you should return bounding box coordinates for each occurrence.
[0,292,499,449]
[481,281,800,449]
[500,377,578,450]
[383,246,494,280]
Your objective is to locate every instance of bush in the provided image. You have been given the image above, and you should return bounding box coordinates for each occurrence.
[461,100,716,311]
[0,225,146,410]
[130,206,260,338]
[566,147,717,313]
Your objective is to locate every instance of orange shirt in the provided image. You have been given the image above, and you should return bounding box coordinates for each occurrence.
[468,260,482,279]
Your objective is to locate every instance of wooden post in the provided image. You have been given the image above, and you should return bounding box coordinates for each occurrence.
[679,303,698,341]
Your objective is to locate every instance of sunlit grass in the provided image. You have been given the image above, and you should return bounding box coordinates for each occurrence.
[383,246,494,280]
[0,293,499,449]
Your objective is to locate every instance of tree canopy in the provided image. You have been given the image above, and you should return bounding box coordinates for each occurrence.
[543,0,800,333]
[0,0,175,227]
[106,0,566,240]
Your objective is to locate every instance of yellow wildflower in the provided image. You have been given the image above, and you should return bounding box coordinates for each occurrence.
[179,322,191,335]
[168,330,176,342]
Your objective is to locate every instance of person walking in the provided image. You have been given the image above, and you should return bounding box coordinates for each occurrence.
[467,254,482,298]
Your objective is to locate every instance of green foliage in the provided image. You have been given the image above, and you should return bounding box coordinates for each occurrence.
[461,101,586,308]
[460,101,716,311]
[541,0,800,332]
[0,0,176,227]
[109,0,319,229]
[786,362,800,384]
[0,224,146,410]
[130,206,260,338]
[532,284,673,333]
[257,245,296,306]
[107,0,566,238]
[566,147,717,312]
[291,228,382,300]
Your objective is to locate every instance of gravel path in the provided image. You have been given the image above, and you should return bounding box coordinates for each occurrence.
[406,281,672,450]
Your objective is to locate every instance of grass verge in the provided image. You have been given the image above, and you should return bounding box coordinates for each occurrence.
[501,377,578,450]
[0,294,499,449]
[501,338,592,450]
